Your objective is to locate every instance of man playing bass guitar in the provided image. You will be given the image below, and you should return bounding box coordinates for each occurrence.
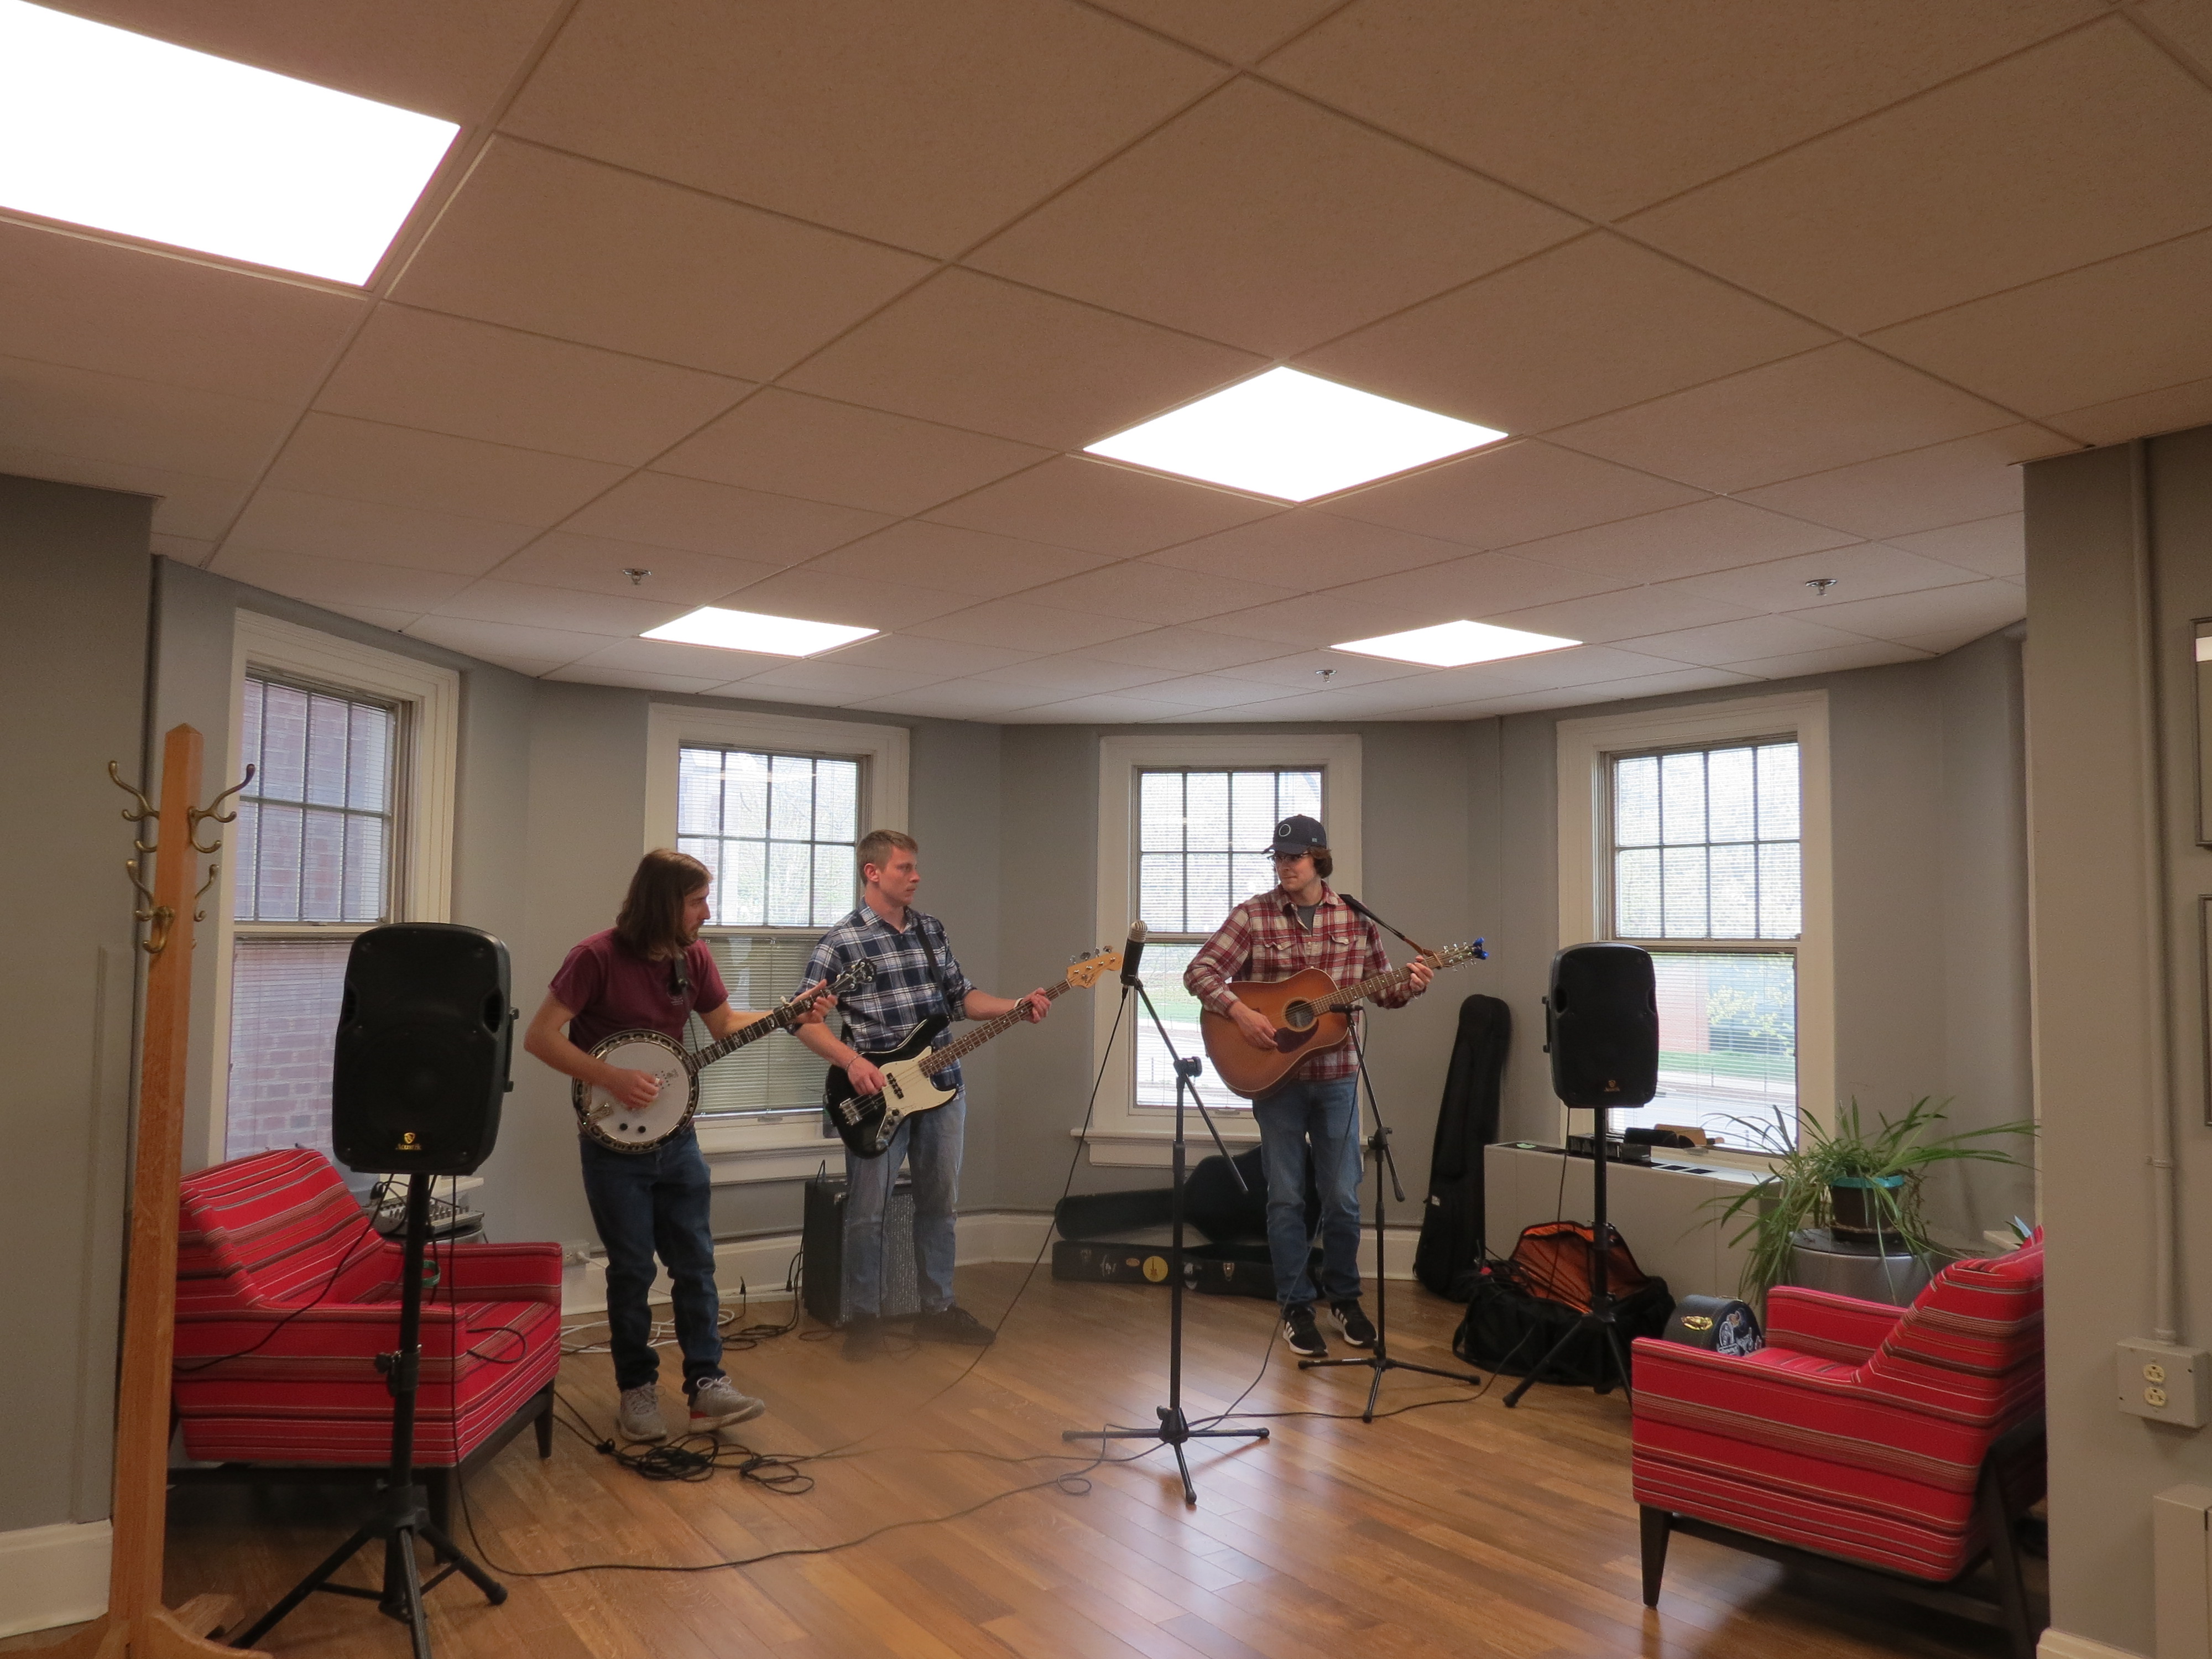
[1183,815,1431,1361]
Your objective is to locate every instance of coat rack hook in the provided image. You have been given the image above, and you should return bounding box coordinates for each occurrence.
[108,760,157,823]
[187,763,255,854]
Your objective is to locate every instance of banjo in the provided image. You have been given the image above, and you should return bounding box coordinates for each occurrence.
[573,958,875,1151]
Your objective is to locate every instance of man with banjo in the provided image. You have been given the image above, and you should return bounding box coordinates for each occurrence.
[1184,815,1432,1361]
[524,848,831,1442]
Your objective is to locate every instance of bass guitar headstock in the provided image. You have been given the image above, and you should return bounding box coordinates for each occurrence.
[1064,950,1121,989]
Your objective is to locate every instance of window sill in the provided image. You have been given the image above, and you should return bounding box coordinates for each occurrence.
[695,1115,839,1184]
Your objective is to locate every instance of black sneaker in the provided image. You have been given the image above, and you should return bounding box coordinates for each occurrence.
[1282,1303,1327,1359]
[1331,1300,1376,1349]
[915,1305,995,1345]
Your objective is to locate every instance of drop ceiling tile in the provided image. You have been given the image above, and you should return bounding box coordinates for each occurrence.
[1488,498,1856,586]
[1067,627,1296,672]
[907,600,1156,653]
[1021,561,1301,625]
[969,78,1578,357]
[1624,22,2212,333]
[656,389,1051,517]
[322,603,436,637]
[488,533,785,604]
[1144,510,1468,586]
[828,634,1042,676]
[1098,672,1299,709]
[925,456,1280,555]
[1325,440,1706,551]
[544,664,726,693]
[560,473,893,566]
[1201,591,1436,646]
[0,445,249,540]
[1480,585,1759,646]
[1002,691,1193,723]
[61,0,565,123]
[1328,551,1627,620]
[568,637,794,680]
[1866,229,2212,420]
[1893,624,2018,656]
[2137,1,2212,80]
[1623,615,1877,667]
[0,354,296,479]
[2041,375,2212,450]
[782,270,1264,450]
[803,521,1114,596]
[1885,514,2025,580]
[393,140,933,380]
[1733,425,2050,539]
[716,567,975,630]
[209,546,476,614]
[1264,0,2096,220]
[227,488,534,573]
[265,414,628,525]
[1724,640,1934,679]
[967,659,1187,695]
[316,306,749,465]
[0,221,363,403]
[501,0,1221,257]
[1088,0,1340,62]
[848,680,1055,719]
[1547,344,2017,495]
[1669,542,1984,614]
[427,578,689,637]
[1217,649,1432,688]
[1561,665,1768,703]
[1428,644,1693,696]
[1300,232,1833,435]
[1181,681,1410,718]
[1778,578,2025,644]
[403,614,604,666]
[732,660,943,701]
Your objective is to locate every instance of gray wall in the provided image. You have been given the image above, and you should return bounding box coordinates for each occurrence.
[1,477,149,1532]
[2023,427,2212,1656]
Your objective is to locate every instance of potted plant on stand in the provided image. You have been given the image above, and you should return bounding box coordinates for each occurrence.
[1711,1096,2032,1312]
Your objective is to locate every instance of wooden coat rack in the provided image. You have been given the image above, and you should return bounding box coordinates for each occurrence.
[34,726,267,1659]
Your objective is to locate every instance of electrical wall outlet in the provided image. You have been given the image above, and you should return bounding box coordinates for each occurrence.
[2120,1339,2211,1427]
[561,1239,596,1267]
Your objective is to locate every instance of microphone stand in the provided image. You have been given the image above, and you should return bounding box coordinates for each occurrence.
[1063,963,1267,1506]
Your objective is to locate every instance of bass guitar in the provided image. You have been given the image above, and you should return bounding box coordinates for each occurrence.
[574,958,875,1151]
[825,950,1120,1158]
[1198,941,1485,1099]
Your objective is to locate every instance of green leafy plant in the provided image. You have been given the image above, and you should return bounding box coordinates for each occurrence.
[1708,1096,2033,1310]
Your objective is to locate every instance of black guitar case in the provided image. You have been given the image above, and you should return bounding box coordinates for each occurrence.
[1413,994,1511,1301]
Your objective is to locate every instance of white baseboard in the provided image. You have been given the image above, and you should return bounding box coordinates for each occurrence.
[0,1520,111,1638]
[560,1213,1428,1317]
[2040,1630,2146,1659]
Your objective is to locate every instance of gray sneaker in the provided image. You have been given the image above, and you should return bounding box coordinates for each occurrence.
[617,1384,667,1442]
[687,1374,766,1433]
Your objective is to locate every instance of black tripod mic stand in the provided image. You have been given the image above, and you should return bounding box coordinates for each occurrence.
[1501,1100,1634,1407]
[1300,1027,1485,1416]
[236,1173,505,1657]
[1064,946,1267,1506]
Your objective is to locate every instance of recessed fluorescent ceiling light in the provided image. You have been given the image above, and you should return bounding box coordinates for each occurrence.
[1333,619,1580,668]
[0,0,457,284]
[644,607,877,656]
[1085,367,1506,502]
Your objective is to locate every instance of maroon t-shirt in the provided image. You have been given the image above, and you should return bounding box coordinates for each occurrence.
[549,929,729,1052]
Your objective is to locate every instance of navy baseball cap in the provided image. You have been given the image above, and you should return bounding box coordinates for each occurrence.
[1268,814,1328,855]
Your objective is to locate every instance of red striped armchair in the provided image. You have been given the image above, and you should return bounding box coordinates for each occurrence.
[1632,1237,2044,1657]
[171,1147,561,1526]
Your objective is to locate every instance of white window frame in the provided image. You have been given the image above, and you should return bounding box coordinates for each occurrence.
[644,702,910,1176]
[207,614,458,1167]
[1555,691,1833,1165]
[1086,733,1363,1166]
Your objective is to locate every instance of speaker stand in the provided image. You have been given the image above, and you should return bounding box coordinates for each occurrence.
[1502,1105,1634,1407]
[234,1176,506,1658]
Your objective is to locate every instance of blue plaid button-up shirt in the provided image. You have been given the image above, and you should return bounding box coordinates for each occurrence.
[802,906,978,1091]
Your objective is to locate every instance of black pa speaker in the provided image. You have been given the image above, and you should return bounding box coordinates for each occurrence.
[332,923,513,1176]
[1545,942,1658,1109]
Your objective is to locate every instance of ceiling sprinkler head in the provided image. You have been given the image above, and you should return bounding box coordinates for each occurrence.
[622,567,652,586]
[1804,577,1837,598]
[1316,667,1337,681]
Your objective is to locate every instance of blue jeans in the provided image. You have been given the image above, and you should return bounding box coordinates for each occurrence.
[843,1090,962,1319]
[578,1128,723,1392]
[1254,1075,1363,1311]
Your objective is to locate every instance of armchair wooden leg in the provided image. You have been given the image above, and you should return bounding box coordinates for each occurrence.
[535,1394,554,1458]
[1640,1506,1672,1608]
[1978,1465,2035,1659]
[427,1468,451,1536]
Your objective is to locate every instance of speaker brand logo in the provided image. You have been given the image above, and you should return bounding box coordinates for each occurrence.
[396,1131,422,1152]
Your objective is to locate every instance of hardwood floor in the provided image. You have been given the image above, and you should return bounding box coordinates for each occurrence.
[29,1266,2029,1659]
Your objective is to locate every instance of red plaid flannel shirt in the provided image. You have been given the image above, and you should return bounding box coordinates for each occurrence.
[1183,885,1410,1084]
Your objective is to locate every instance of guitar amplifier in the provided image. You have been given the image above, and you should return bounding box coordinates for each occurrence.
[801,1175,919,1328]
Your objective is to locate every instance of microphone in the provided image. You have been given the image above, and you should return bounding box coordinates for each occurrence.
[1119,919,1147,987]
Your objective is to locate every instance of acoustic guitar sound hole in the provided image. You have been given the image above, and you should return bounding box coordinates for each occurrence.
[1282,1001,1316,1032]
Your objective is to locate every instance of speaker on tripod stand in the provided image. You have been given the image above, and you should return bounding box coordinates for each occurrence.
[1502,941,1658,1408]
[236,923,516,1659]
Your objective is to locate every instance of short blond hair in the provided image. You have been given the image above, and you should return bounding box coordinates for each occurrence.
[857,828,918,879]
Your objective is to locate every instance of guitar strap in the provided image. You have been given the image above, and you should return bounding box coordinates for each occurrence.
[915,915,954,1024]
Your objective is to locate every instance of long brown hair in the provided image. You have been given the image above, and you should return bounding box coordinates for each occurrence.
[615,849,711,959]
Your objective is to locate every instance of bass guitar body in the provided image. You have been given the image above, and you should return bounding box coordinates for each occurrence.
[825,1015,956,1159]
[1198,969,1351,1100]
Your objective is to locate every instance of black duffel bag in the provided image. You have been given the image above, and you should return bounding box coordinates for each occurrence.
[1451,1254,1675,1384]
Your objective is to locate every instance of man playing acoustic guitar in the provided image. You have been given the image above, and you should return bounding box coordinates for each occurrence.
[1184,815,1431,1360]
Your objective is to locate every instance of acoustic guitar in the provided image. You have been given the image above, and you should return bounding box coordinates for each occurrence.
[573,958,875,1151]
[825,950,1119,1158]
[1198,941,1484,1099]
